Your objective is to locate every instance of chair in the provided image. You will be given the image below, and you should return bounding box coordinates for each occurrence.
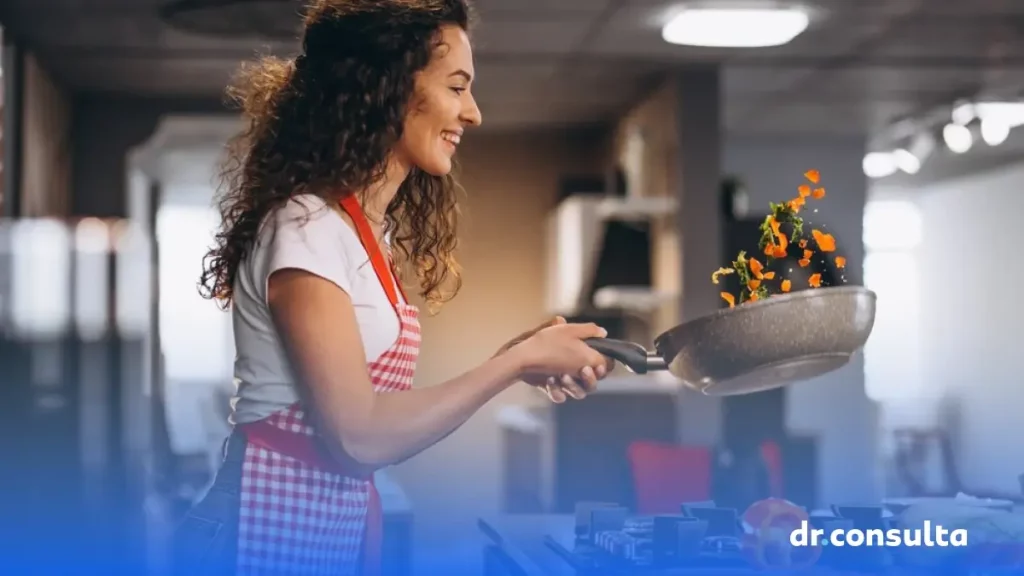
[627,441,712,515]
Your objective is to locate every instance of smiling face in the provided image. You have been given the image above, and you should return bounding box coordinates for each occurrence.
[394,24,482,176]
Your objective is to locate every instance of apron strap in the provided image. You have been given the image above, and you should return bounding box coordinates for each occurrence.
[338,193,408,309]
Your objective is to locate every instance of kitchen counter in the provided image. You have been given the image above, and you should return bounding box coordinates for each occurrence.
[477,514,893,576]
[478,514,792,576]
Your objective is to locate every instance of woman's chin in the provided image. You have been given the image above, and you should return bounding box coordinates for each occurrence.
[417,156,454,177]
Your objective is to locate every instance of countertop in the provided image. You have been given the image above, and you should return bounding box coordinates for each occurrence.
[478,514,782,576]
[477,514,904,576]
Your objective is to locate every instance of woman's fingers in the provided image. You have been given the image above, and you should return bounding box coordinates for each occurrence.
[544,377,567,403]
[559,373,587,400]
[539,362,609,403]
[578,366,600,393]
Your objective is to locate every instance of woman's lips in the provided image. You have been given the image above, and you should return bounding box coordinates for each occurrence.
[441,130,461,151]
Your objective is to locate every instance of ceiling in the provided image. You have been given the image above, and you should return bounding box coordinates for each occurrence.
[3,0,1024,144]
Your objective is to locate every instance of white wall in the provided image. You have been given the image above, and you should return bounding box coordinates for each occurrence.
[874,161,1024,495]
[724,135,881,506]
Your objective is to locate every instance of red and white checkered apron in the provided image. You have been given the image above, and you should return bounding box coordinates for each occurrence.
[235,193,419,575]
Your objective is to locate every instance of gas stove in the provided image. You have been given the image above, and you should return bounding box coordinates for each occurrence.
[548,501,897,573]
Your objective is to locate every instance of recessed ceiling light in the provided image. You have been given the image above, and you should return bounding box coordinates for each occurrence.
[661,8,810,48]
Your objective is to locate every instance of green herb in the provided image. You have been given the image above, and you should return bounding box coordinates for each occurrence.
[757,201,804,255]
[729,251,768,303]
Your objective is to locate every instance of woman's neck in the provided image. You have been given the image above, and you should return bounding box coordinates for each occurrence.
[357,157,411,238]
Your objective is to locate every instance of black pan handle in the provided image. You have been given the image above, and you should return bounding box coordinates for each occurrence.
[584,338,662,374]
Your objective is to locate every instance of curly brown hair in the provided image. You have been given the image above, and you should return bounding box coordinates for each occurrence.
[199,0,474,312]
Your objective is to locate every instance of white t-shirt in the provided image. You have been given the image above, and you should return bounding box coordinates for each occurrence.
[230,194,403,425]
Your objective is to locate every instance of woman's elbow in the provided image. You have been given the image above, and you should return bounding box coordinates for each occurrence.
[315,407,391,470]
[336,433,394,471]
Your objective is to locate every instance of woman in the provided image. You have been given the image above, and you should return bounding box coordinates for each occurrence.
[174,0,613,574]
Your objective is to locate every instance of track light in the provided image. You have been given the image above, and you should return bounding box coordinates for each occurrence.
[942,123,972,154]
[862,152,898,179]
[892,149,920,174]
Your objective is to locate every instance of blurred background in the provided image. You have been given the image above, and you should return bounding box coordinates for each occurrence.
[0,0,1021,574]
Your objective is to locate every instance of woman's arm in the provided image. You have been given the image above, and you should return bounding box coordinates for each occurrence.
[268,268,541,468]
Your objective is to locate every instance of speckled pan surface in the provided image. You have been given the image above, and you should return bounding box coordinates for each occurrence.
[657,286,876,396]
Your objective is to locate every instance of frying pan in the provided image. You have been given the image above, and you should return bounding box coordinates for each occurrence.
[585,286,876,396]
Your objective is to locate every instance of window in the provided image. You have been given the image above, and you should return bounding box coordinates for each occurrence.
[862,199,925,401]
[157,204,233,382]
[10,218,71,337]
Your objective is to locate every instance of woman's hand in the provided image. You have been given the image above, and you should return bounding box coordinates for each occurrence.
[493,316,568,360]
[506,321,614,403]
[494,317,569,393]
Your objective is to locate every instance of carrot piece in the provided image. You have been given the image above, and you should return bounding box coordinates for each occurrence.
[749,257,765,279]
[711,170,837,303]
[811,229,836,252]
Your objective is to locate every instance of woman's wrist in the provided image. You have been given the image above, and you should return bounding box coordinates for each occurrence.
[495,341,531,382]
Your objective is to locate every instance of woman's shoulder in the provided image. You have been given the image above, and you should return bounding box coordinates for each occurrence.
[273,193,338,226]
[264,194,348,239]
[262,193,362,254]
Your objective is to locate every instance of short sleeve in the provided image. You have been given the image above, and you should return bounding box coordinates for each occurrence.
[263,196,354,296]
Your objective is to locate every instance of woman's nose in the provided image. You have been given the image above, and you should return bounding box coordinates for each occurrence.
[461,94,483,127]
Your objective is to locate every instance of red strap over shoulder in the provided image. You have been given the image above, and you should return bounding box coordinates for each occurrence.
[338,194,408,308]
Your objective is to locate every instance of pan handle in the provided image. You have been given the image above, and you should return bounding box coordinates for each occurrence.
[584,338,666,374]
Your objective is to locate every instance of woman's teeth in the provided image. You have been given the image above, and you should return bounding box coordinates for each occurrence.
[442,132,461,145]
